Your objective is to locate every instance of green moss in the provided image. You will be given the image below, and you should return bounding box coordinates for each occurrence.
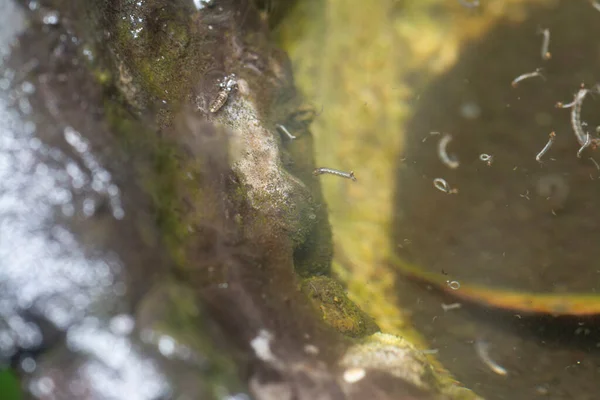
[112,4,191,105]
[102,96,189,267]
[0,369,21,400]
[302,276,379,338]
[293,211,332,277]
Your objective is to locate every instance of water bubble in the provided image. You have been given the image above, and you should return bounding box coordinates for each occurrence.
[21,357,36,373]
[113,207,125,220]
[42,11,60,25]
[42,11,59,25]
[21,81,35,94]
[31,376,55,397]
[83,198,96,217]
[109,314,135,336]
[24,121,37,135]
[158,335,176,357]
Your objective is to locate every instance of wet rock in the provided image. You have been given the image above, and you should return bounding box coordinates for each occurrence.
[340,333,480,400]
[0,0,464,399]
[302,276,379,338]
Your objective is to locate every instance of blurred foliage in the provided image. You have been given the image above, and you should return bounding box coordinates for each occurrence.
[0,369,21,400]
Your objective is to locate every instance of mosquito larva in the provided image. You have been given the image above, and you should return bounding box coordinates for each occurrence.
[577,133,591,158]
[536,131,556,163]
[511,68,545,88]
[441,302,462,311]
[276,124,296,140]
[438,134,459,169]
[313,167,357,181]
[475,339,508,376]
[479,153,493,166]
[434,178,449,193]
[538,28,551,60]
[433,178,458,194]
[590,157,600,170]
[446,280,460,290]
[556,86,592,146]
[571,90,591,146]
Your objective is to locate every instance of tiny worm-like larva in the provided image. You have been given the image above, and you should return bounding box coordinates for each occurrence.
[479,153,493,166]
[441,302,462,311]
[475,340,507,376]
[313,168,357,181]
[511,69,545,88]
[577,133,591,158]
[536,131,556,163]
[276,124,296,140]
[556,86,592,146]
[538,28,551,60]
[433,178,458,194]
[446,280,460,290]
[438,134,459,169]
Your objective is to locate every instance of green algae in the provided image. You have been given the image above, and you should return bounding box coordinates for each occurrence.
[302,276,379,338]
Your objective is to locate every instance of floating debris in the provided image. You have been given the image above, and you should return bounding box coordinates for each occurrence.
[479,153,493,166]
[475,339,507,376]
[250,330,276,363]
[276,124,296,140]
[441,302,462,311]
[511,68,545,88]
[519,190,530,200]
[422,130,441,142]
[433,178,458,194]
[343,367,366,383]
[536,131,556,163]
[458,0,480,8]
[304,344,319,355]
[538,28,552,60]
[437,134,460,169]
[313,167,357,181]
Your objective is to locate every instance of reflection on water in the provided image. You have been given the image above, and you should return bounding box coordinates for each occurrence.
[0,1,180,398]
[0,19,171,400]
